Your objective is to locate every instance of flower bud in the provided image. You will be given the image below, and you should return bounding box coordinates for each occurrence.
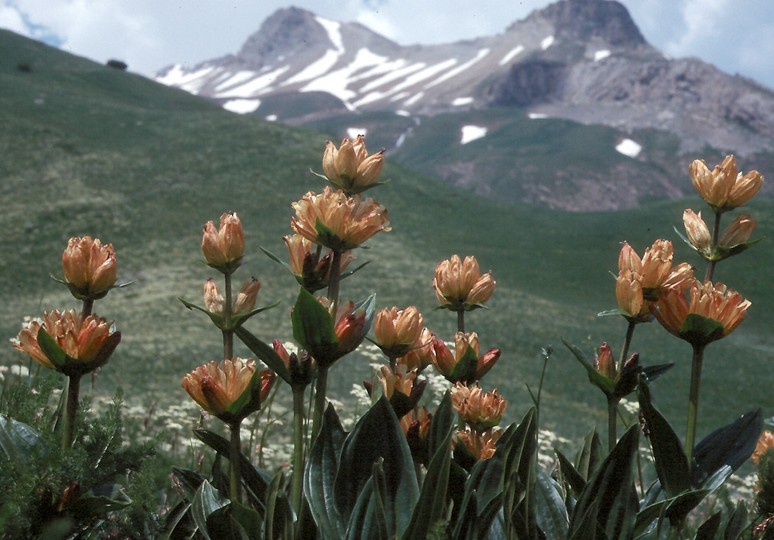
[203,279,225,314]
[61,236,117,300]
[683,209,712,256]
[454,427,501,468]
[202,212,244,273]
[232,278,261,315]
[432,332,500,384]
[718,213,756,247]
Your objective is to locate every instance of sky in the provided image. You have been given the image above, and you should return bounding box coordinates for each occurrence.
[2,0,773,89]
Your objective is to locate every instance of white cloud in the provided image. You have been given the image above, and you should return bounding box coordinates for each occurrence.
[0,4,27,34]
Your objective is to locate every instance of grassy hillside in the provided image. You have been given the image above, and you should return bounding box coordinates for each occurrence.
[1,30,772,444]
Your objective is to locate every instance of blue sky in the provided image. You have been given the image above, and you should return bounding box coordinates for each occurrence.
[2,0,773,88]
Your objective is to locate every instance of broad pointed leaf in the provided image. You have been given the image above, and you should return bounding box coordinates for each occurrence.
[569,425,639,540]
[191,481,230,540]
[0,416,42,462]
[693,409,762,488]
[234,326,291,384]
[305,404,347,539]
[638,379,691,497]
[334,397,419,538]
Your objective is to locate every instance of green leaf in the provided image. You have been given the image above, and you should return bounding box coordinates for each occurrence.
[638,379,691,497]
[230,500,263,540]
[695,512,722,540]
[448,343,480,383]
[191,481,230,540]
[641,363,674,382]
[37,327,68,370]
[403,420,453,540]
[234,326,292,384]
[263,471,293,540]
[568,425,639,540]
[679,313,725,346]
[292,287,337,365]
[334,397,419,538]
[722,501,748,540]
[563,340,615,395]
[345,460,389,540]
[179,297,225,328]
[428,391,455,459]
[70,483,132,517]
[502,408,539,540]
[534,468,569,539]
[693,409,762,488]
[574,428,603,481]
[634,489,709,535]
[305,405,347,539]
[0,415,42,462]
[192,429,274,517]
[555,449,587,498]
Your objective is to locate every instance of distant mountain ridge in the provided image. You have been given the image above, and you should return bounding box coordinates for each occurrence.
[156,0,774,156]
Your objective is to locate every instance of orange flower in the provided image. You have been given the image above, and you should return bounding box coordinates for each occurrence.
[455,427,502,463]
[433,332,500,384]
[374,364,426,417]
[616,241,693,320]
[322,135,385,193]
[13,309,121,375]
[273,339,315,387]
[284,234,353,292]
[451,383,507,431]
[290,186,390,251]
[181,358,275,423]
[752,430,774,465]
[203,277,261,316]
[433,255,495,311]
[655,279,750,346]
[400,406,432,465]
[202,212,244,273]
[689,155,763,212]
[397,327,436,372]
[373,306,424,359]
[61,236,117,300]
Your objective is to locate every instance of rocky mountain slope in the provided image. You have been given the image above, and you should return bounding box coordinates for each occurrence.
[155,0,774,210]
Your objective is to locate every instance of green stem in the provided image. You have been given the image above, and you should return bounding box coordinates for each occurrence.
[327,249,342,317]
[223,272,234,359]
[685,344,705,471]
[229,421,243,503]
[457,309,465,333]
[63,373,81,448]
[619,319,636,372]
[291,385,307,514]
[81,299,93,319]
[311,366,329,440]
[607,397,618,453]
[704,212,722,283]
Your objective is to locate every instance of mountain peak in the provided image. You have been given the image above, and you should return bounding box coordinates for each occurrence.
[521,0,647,47]
[237,7,326,64]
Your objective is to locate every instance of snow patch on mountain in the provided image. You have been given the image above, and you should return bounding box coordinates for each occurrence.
[461,125,487,144]
[594,50,611,62]
[616,138,642,158]
[216,66,290,98]
[500,45,524,66]
[541,35,555,50]
[223,99,261,114]
[452,97,474,106]
[426,49,490,89]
